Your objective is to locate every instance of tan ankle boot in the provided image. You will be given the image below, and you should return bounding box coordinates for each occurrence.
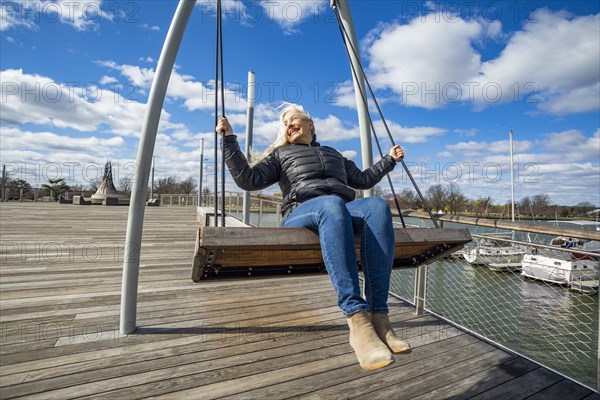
[347,311,394,370]
[369,312,412,354]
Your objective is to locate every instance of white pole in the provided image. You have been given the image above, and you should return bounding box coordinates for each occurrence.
[243,71,255,225]
[199,138,204,206]
[510,129,515,222]
[333,0,373,196]
[150,156,155,200]
[119,0,196,335]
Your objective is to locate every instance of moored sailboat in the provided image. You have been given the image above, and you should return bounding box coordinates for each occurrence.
[521,224,600,294]
[463,232,526,271]
[462,129,526,271]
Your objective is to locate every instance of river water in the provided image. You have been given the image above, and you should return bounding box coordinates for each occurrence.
[246,211,598,389]
[392,217,598,389]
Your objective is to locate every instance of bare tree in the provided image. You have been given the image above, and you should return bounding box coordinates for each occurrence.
[531,194,552,217]
[426,184,447,212]
[446,183,468,215]
[177,176,197,194]
[87,178,101,193]
[398,188,420,210]
[155,177,178,194]
[471,196,494,216]
[119,177,132,195]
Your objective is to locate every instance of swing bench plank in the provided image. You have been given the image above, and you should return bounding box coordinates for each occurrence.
[191,226,471,281]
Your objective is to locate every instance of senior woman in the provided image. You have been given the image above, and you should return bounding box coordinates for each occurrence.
[216,103,410,370]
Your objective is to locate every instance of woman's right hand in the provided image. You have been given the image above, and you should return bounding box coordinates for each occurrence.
[216,116,233,136]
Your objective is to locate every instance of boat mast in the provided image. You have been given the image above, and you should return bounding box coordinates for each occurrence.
[510,129,515,222]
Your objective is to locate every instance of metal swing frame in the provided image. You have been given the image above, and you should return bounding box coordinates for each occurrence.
[119,0,471,334]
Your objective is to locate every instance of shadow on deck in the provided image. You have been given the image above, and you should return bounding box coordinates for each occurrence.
[0,203,597,399]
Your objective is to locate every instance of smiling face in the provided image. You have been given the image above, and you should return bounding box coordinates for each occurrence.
[283,112,314,145]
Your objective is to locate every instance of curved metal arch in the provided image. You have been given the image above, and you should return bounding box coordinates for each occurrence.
[119,0,369,334]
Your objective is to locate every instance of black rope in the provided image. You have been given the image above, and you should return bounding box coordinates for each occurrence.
[218,0,226,228]
[213,0,220,226]
[332,2,440,228]
[213,0,226,227]
[334,19,406,228]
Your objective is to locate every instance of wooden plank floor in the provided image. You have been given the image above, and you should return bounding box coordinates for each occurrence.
[0,203,598,400]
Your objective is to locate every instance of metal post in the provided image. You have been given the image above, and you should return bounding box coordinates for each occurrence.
[1,164,5,202]
[150,156,155,200]
[414,265,428,315]
[199,138,204,206]
[119,0,195,335]
[242,71,255,225]
[509,129,515,222]
[334,0,373,196]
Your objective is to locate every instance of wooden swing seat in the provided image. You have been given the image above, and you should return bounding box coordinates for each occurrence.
[191,226,471,281]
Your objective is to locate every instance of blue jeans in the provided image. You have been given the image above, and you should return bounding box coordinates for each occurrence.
[282,195,394,316]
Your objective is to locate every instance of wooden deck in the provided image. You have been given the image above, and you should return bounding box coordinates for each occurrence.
[0,202,598,399]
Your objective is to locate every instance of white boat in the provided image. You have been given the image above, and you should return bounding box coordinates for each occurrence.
[521,237,599,294]
[462,130,525,272]
[463,233,526,272]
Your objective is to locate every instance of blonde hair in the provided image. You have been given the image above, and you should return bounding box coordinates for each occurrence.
[250,102,314,166]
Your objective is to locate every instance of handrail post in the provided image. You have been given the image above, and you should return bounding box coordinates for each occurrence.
[242,71,255,224]
[119,0,195,335]
[414,264,428,315]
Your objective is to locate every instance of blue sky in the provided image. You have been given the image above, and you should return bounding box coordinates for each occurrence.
[1,0,599,206]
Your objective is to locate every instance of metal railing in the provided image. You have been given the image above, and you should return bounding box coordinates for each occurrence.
[389,218,599,393]
[192,191,599,392]
[160,192,283,227]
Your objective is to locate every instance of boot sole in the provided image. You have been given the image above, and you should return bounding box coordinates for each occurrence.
[390,346,412,354]
[359,358,395,371]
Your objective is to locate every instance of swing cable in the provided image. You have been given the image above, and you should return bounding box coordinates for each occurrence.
[331,1,440,228]
[213,0,226,227]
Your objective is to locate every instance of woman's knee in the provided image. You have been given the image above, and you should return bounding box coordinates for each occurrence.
[320,195,347,208]
[319,196,351,223]
[364,197,392,217]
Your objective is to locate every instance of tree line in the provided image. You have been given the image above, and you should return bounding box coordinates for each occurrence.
[0,174,200,200]
[381,183,597,219]
[1,175,597,219]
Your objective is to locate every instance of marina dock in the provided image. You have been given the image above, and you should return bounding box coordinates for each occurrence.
[1,203,598,399]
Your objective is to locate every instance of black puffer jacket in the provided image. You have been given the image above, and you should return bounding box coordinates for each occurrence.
[223,135,396,220]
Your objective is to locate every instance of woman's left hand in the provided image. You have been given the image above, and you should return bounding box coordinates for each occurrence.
[389,145,404,162]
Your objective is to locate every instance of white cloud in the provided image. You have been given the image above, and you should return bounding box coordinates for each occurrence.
[1,0,112,32]
[0,68,170,137]
[97,60,248,112]
[1,126,125,154]
[313,115,359,142]
[364,7,600,115]
[141,23,160,31]
[428,129,599,205]
[478,9,600,114]
[259,0,328,35]
[99,75,118,85]
[365,12,484,110]
[331,81,358,109]
[373,120,447,144]
[539,129,600,161]
[1,1,37,31]
[341,150,358,160]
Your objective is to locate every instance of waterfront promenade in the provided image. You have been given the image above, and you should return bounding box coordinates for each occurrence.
[0,203,598,399]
